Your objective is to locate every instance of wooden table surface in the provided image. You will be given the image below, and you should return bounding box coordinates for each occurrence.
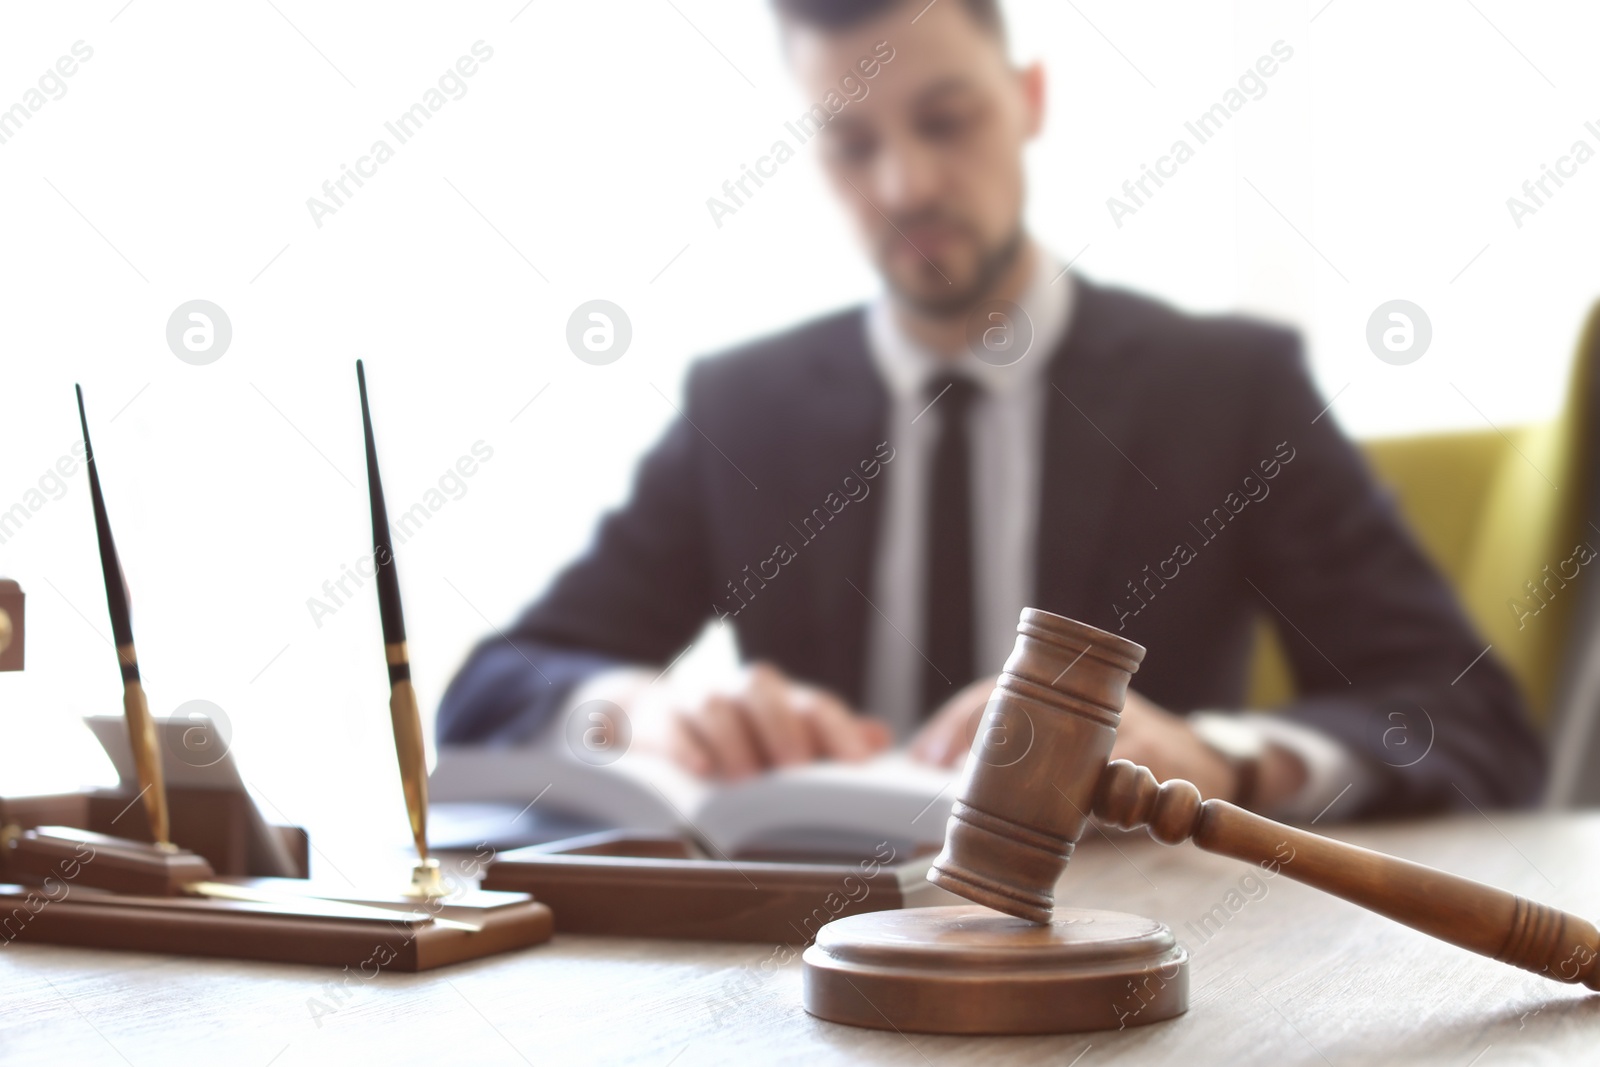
[6,810,1600,1066]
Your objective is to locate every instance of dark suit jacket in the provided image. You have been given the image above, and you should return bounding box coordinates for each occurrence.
[438,276,1545,816]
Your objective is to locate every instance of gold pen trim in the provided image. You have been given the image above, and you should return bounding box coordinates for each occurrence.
[388,678,430,865]
[122,677,171,847]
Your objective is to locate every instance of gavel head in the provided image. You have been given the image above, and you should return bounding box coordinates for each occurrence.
[927,608,1145,924]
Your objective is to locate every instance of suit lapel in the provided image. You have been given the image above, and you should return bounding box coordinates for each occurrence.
[1035,277,1150,623]
[796,312,888,705]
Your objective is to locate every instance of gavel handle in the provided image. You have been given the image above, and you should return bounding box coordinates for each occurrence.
[1093,759,1600,990]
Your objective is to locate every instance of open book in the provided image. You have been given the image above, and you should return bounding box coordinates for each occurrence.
[429,746,958,858]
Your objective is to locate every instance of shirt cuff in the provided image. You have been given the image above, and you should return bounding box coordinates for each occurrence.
[1235,712,1378,824]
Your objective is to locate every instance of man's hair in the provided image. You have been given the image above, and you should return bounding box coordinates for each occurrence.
[771,0,1006,40]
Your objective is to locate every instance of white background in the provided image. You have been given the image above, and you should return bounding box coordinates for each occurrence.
[1,0,1596,854]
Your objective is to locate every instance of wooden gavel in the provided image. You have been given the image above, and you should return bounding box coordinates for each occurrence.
[928,609,1600,990]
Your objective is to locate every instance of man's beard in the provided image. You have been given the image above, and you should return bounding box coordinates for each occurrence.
[882,222,1028,321]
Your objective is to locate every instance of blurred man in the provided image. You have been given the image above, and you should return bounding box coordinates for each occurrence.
[438,0,1543,818]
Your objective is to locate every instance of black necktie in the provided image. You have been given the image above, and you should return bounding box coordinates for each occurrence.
[922,375,979,719]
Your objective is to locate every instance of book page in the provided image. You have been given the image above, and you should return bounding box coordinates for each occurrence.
[694,751,958,857]
[430,745,704,835]
[431,745,960,857]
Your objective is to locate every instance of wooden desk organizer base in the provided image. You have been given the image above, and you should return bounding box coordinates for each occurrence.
[0,787,309,882]
[14,826,214,896]
[481,830,953,942]
[0,879,552,971]
[2,815,552,969]
[86,786,310,878]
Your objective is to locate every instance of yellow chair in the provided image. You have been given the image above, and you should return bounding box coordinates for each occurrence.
[1247,300,1600,727]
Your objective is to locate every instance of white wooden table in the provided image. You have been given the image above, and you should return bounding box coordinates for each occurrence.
[6,811,1600,1066]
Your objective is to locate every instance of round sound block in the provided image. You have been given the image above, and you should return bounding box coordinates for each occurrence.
[803,905,1188,1035]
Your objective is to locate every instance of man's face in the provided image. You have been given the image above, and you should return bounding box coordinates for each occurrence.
[787,2,1042,318]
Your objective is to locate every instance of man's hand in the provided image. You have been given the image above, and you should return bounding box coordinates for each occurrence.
[905,678,1229,779]
[1112,691,1309,807]
[1111,689,1237,801]
[908,681,1306,809]
[582,662,892,780]
[908,675,1001,768]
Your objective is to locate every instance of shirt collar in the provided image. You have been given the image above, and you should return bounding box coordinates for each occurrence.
[866,246,1074,401]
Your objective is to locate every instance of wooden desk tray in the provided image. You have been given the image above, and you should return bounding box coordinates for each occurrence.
[0,880,552,971]
[479,830,955,942]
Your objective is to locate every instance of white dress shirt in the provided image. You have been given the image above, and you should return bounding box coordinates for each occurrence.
[861,250,1066,738]
[860,248,1375,822]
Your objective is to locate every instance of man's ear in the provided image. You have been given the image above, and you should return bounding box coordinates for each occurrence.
[1018,61,1045,140]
